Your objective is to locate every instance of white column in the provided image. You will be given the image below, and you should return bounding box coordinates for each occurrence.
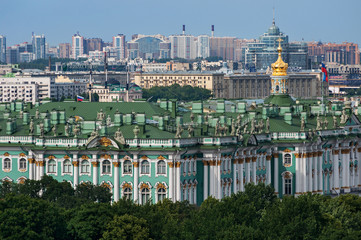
[73,154,79,187]
[203,160,208,200]
[113,155,120,202]
[240,158,244,191]
[273,153,279,195]
[333,150,340,193]
[38,153,44,180]
[308,153,312,192]
[318,151,323,194]
[357,147,361,190]
[36,161,40,180]
[302,153,307,193]
[341,148,351,193]
[314,152,318,193]
[233,159,237,193]
[28,158,34,180]
[295,153,301,196]
[133,154,139,203]
[246,157,251,183]
[92,154,98,185]
[193,185,197,204]
[266,156,271,185]
[217,160,221,199]
[252,157,257,184]
[168,161,174,201]
[176,161,181,201]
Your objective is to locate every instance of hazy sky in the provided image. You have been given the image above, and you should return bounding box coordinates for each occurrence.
[1,0,360,46]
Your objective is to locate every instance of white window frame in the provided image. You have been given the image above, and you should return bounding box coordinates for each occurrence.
[123,187,133,200]
[156,160,167,176]
[282,171,293,196]
[283,154,292,167]
[140,160,150,176]
[101,159,112,176]
[47,159,57,175]
[2,157,12,172]
[141,187,151,205]
[80,160,91,176]
[122,159,133,176]
[18,158,27,172]
[156,187,167,203]
[62,159,73,176]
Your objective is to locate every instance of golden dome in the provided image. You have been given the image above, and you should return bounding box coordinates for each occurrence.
[271,38,288,76]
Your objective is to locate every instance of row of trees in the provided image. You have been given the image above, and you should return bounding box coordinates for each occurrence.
[142,84,212,102]
[1,176,361,239]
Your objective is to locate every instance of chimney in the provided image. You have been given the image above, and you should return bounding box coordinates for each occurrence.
[211,25,214,37]
[182,25,185,35]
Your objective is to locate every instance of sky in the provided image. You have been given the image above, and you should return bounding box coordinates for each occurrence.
[1,0,360,47]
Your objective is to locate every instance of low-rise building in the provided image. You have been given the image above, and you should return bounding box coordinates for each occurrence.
[90,83,142,102]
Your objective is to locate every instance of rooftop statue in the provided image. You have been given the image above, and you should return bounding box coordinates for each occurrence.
[29,118,34,135]
[300,117,305,132]
[133,125,140,139]
[324,118,328,130]
[230,119,236,136]
[97,109,105,121]
[215,120,220,136]
[114,128,125,145]
[175,124,183,139]
[333,115,338,129]
[35,109,39,119]
[65,124,69,137]
[73,124,80,137]
[187,124,194,138]
[316,114,322,130]
[250,118,255,134]
[106,115,112,126]
[265,117,270,133]
[40,122,44,138]
[52,125,57,137]
[340,109,348,124]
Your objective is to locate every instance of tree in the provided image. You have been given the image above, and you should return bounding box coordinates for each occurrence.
[0,194,68,240]
[67,203,113,240]
[101,214,150,240]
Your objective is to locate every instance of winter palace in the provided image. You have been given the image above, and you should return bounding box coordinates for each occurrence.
[0,42,360,205]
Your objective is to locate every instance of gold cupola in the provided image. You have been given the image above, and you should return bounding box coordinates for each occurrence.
[271,38,288,76]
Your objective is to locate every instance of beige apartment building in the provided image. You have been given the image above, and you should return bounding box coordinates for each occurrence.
[134,72,224,93]
[134,71,326,99]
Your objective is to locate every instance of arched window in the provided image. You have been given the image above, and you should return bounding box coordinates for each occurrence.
[4,158,11,170]
[184,161,188,174]
[141,188,150,205]
[81,160,90,173]
[102,160,111,174]
[19,158,26,170]
[141,160,150,174]
[157,188,166,202]
[48,160,56,173]
[157,160,166,174]
[282,172,293,195]
[123,187,132,200]
[123,160,132,174]
[284,154,292,167]
[63,160,71,173]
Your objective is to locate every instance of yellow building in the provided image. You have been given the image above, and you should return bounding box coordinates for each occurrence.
[134,72,224,95]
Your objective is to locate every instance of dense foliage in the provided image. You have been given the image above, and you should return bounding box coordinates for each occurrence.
[19,58,86,70]
[345,87,361,96]
[1,176,361,239]
[142,84,212,102]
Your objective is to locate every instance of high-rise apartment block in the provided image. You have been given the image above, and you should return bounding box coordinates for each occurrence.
[170,35,197,60]
[197,35,210,59]
[127,34,170,59]
[84,38,103,54]
[113,34,126,60]
[209,37,236,61]
[308,42,360,65]
[32,34,46,59]
[59,43,71,59]
[72,33,84,59]
[0,35,6,63]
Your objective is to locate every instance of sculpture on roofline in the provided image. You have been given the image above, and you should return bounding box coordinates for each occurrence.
[175,124,183,138]
[106,115,112,126]
[97,109,105,121]
[265,117,270,133]
[324,118,328,130]
[230,119,236,136]
[316,114,322,130]
[133,125,140,139]
[114,128,125,145]
[300,116,305,132]
[40,122,44,137]
[52,125,57,137]
[29,118,34,135]
[65,124,69,137]
[187,124,194,138]
[333,115,338,129]
[35,108,39,119]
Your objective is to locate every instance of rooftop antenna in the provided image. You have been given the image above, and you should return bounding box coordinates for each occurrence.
[211,25,214,37]
[104,51,108,89]
[272,6,275,25]
[182,25,185,35]
[88,64,93,102]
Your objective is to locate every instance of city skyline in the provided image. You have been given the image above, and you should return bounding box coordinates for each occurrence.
[1,0,361,46]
